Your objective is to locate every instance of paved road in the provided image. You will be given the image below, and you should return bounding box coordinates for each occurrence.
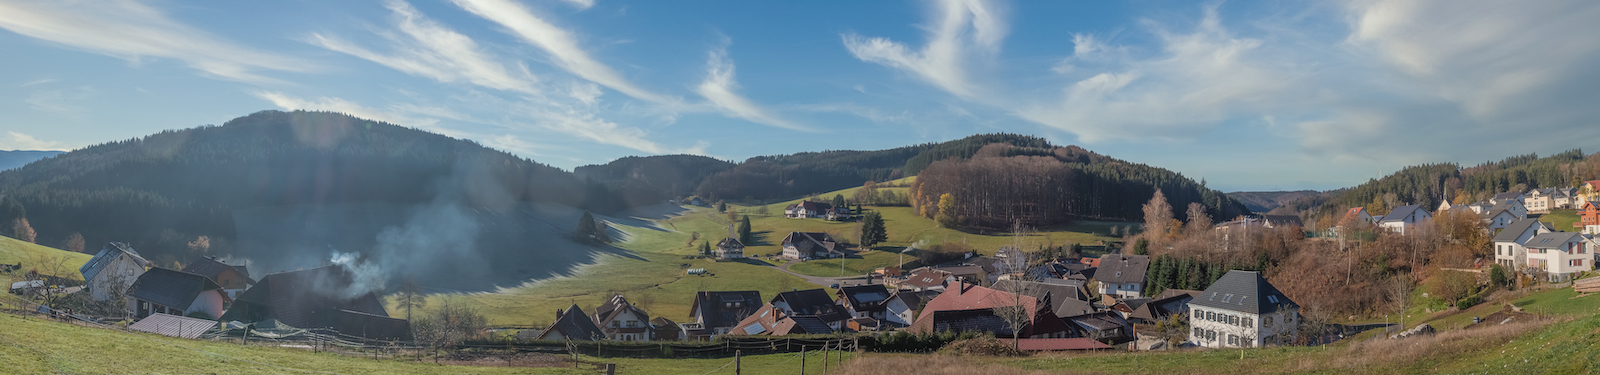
[766,259,872,289]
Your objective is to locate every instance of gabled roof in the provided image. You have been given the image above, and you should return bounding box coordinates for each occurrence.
[538,304,606,341]
[909,283,1070,336]
[1095,254,1149,284]
[773,289,849,322]
[991,279,1089,317]
[795,201,833,212]
[180,256,254,286]
[1380,205,1423,223]
[781,232,838,254]
[690,291,762,329]
[731,303,835,335]
[219,265,389,330]
[1128,293,1195,322]
[1190,270,1298,315]
[716,237,744,249]
[903,268,951,289]
[126,268,227,311]
[1492,191,1524,202]
[1492,218,1548,243]
[1525,232,1583,249]
[836,284,894,312]
[1261,215,1304,228]
[594,294,651,329]
[80,242,151,282]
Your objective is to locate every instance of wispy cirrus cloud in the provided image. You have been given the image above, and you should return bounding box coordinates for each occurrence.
[254,91,443,131]
[696,44,809,131]
[306,0,539,94]
[452,0,670,103]
[0,0,312,83]
[843,0,1007,99]
[0,131,68,151]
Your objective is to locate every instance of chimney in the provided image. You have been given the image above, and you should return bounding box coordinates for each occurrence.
[957,276,964,295]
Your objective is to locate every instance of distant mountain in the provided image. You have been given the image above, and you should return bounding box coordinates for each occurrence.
[0,110,626,271]
[575,155,734,204]
[0,150,64,171]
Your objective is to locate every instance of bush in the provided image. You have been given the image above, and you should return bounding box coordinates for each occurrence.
[938,337,1026,357]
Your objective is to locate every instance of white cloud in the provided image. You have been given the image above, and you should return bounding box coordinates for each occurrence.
[842,0,1006,99]
[696,45,809,131]
[0,0,312,83]
[254,91,443,131]
[452,0,670,103]
[556,0,594,11]
[307,0,539,94]
[1,131,67,151]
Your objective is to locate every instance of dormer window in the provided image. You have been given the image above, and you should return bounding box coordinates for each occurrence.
[1222,294,1233,303]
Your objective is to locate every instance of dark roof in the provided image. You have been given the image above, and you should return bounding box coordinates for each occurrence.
[1128,293,1195,322]
[539,304,606,341]
[80,242,151,282]
[1261,215,1304,228]
[594,294,650,329]
[1482,201,1521,219]
[1380,205,1423,223]
[991,279,1089,317]
[691,291,762,329]
[1095,254,1149,284]
[787,316,833,334]
[218,265,389,330]
[1190,270,1298,314]
[773,289,849,322]
[126,268,224,310]
[1493,218,1547,242]
[836,284,894,312]
[903,269,951,288]
[716,237,744,249]
[1525,232,1583,249]
[329,309,412,341]
[929,308,1012,336]
[782,232,839,254]
[181,256,255,285]
[1492,191,1524,201]
[1154,289,1202,300]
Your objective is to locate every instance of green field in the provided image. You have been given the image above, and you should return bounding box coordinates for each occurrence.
[0,236,92,274]
[1538,209,1580,232]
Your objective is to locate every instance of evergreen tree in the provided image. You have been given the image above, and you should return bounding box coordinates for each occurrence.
[717,201,727,213]
[1208,263,1226,286]
[575,211,599,244]
[832,194,846,209]
[1132,238,1149,256]
[737,215,752,244]
[859,211,888,248]
[700,241,712,256]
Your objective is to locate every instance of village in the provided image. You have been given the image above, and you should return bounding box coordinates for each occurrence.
[4,178,1598,374]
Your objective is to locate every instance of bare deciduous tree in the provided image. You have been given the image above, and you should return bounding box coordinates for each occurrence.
[11,218,36,243]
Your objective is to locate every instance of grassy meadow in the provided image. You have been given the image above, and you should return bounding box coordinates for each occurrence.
[0,236,92,273]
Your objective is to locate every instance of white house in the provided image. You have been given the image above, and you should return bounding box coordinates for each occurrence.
[1491,191,1525,205]
[1522,232,1593,282]
[1483,209,1521,231]
[1188,270,1299,348]
[1524,189,1553,214]
[1095,254,1150,299]
[1378,205,1432,235]
[79,242,152,309]
[835,284,916,328]
[1492,218,1550,269]
[593,294,654,341]
[784,201,835,219]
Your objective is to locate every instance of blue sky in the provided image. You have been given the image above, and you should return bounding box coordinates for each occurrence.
[2,0,1599,192]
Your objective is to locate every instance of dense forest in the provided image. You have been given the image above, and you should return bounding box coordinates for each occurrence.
[0,110,624,265]
[574,155,734,206]
[910,143,1249,227]
[692,133,1049,202]
[1298,150,1600,225]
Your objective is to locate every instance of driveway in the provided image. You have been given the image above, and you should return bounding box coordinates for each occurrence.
[767,259,871,289]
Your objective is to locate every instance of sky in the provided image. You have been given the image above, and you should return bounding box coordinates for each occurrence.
[2,0,1598,192]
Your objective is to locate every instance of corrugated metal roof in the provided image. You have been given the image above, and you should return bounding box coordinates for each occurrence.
[128,313,218,339]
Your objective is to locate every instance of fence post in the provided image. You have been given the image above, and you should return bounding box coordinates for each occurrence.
[800,346,806,375]
[822,342,828,374]
[735,350,742,375]
[605,363,617,375]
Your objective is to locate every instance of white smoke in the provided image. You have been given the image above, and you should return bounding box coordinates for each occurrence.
[328,249,386,299]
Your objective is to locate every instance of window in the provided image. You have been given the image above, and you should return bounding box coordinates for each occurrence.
[1223,294,1233,303]
[1228,335,1237,346]
[1267,295,1279,303]
[1195,310,1204,319]
[1207,311,1215,321]
[1243,317,1252,327]
[1230,316,1238,325]
[1193,328,1201,337]
[1573,259,1584,267]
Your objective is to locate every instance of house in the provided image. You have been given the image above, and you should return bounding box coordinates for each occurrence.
[1213,217,1261,231]
[715,224,746,259]
[1524,189,1554,214]
[769,289,850,330]
[1063,311,1135,345]
[781,232,842,260]
[219,265,409,340]
[533,304,606,341]
[1125,292,1197,324]
[835,284,915,327]
[1378,205,1432,235]
[79,242,152,307]
[1492,218,1551,269]
[680,291,761,341]
[593,294,654,341]
[1260,215,1304,229]
[1332,207,1376,237]
[898,268,951,292]
[1491,191,1526,205]
[125,268,231,320]
[784,201,835,219]
[991,279,1093,318]
[1552,188,1579,209]
[730,303,835,336]
[1188,270,1299,348]
[1576,201,1600,235]
[1482,205,1523,231]
[908,282,1073,338]
[1095,254,1150,299]
[1577,181,1600,203]
[180,256,254,299]
[1465,201,1494,215]
[1521,232,1593,282]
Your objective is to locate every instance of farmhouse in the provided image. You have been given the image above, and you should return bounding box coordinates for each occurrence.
[1188,270,1299,348]
[180,256,254,299]
[593,294,654,341]
[219,265,410,340]
[1095,254,1150,299]
[79,242,152,307]
[1260,215,1304,229]
[784,201,834,219]
[125,268,231,320]
[680,291,761,341]
[770,289,850,330]
[533,304,606,341]
[781,232,843,260]
[909,282,1072,339]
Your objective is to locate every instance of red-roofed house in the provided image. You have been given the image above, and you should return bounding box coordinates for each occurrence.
[1578,200,1600,235]
[908,282,1071,339]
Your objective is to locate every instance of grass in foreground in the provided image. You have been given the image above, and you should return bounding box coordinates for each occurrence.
[0,236,92,272]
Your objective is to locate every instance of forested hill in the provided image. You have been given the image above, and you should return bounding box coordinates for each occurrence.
[1302,150,1598,222]
[693,133,1049,201]
[0,110,616,264]
[575,155,734,204]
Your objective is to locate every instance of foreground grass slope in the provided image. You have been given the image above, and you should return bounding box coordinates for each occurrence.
[0,236,91,270]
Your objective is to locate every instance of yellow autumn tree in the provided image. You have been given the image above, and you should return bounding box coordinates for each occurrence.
[935,193,960,228]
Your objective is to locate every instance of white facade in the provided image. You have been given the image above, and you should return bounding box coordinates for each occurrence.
[1494,224,1549,269]
[1379,210,1432,235]
[1098,282,1143,300]
[1485,211,1519,231]
[87,256,146,311]
[602,310,650,341]
[1188,304,1298,348]
[1526,236,1593,282]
